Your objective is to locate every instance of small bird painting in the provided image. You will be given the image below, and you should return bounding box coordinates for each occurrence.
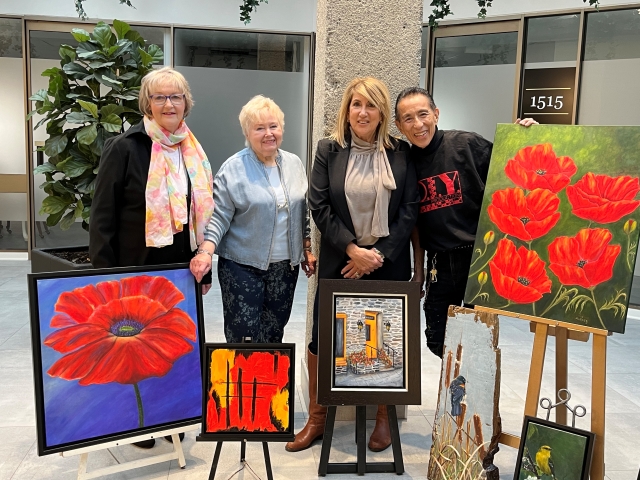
[535,445,555,478]
[449,375,466,417]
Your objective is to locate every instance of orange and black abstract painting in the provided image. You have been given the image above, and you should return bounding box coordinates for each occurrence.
[205,346,293,436]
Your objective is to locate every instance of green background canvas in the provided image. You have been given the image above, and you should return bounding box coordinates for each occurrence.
[464,124,640,333]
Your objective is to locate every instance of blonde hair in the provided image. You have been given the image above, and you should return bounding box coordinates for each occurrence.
[331,77,393,151]
[139,67,194,117]
[238,95,285,145]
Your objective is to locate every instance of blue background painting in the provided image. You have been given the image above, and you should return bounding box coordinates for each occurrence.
[35,268,202,449]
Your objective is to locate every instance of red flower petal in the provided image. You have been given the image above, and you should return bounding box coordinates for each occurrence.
[567,173,640,224]
[52,284,108,326]
[43,324,110,354]
[47,337,117,381]
[504,144,577,193]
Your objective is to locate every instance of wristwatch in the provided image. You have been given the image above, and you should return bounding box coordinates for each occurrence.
[197,249,214,259]
[372,248,385,262]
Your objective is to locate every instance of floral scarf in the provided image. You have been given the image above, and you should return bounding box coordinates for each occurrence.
[143,116,214,250]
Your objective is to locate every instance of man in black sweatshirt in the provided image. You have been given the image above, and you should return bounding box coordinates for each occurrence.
[394,87,535,357]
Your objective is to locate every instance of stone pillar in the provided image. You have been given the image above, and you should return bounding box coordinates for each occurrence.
[305,0,424,351]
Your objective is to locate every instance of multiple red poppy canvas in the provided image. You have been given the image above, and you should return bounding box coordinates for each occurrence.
[464,125,640,333]
[202,344,295,441]
[28,265,204,455]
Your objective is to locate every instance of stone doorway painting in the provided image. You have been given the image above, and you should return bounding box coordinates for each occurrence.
[333,294,405,389]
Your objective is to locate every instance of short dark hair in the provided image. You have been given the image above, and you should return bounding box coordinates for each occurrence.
[394,87,437,118]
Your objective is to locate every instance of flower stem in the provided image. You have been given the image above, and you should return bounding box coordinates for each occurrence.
[470,284,484,304]
[626,234,632,271]
[532,302,536,317]
[589,288,607,330]
[469,234,507,278]
[134,383,144,428]
[540,286,564,317]
[469,245,487,269]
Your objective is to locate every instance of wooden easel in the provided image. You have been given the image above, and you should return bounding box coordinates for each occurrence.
[195,438,274,480]
[475,306,608,480]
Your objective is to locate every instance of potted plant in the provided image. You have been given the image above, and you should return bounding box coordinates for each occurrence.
[28,19,163,273]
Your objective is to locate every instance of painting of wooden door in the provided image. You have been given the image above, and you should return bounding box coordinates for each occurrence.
[335,313,347,367]
[364,311,378,359]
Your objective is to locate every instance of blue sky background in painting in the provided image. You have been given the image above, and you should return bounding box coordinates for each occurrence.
[34,268,202,449]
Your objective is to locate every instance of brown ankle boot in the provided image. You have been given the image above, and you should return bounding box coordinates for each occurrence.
[285,350,326,452]
[368,405,391,452]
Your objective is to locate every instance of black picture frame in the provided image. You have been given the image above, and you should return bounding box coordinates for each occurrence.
[28,263,205,456]
[199,343,295,442]
[317,279,421,406]
[514,416,595,480]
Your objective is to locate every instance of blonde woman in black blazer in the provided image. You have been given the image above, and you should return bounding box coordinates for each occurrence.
[286,77,418,453]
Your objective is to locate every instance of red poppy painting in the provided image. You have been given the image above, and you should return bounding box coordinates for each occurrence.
[29,266,203,455]
[504,143,577,193]
[465,124,640,333]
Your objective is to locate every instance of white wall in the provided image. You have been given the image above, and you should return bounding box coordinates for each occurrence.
[432,64,516,141]
[0,0,316,33]
[429,0,640,22]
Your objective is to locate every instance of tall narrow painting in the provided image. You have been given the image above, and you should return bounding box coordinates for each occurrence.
[201,343,295,441]
[28,265,204,455]
[464,124,640,333]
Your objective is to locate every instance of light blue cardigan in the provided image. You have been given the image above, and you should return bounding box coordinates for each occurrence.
[204,147,310,270]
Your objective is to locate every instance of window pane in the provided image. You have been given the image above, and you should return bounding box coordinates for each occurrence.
[30,31,78,59]
[0,18,22,58]
[584,8,640,61]
[0,195,28,251]
[434,32,517,67]
[174,28,310,176]
[525,15,580,64]
[420,27,428,87]
[432,32,518,141]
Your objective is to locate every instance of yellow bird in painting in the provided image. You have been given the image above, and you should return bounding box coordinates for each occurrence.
[535,445,555,477]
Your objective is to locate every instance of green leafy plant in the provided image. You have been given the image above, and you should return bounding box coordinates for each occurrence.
[28,20,163,231]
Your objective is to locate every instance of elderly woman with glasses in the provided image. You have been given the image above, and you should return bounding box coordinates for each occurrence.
[89,67,215,450]
[190,95,316,344]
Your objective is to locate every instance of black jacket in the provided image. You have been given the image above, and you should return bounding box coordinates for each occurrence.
[309,137,419,281]
[89,122,210,281]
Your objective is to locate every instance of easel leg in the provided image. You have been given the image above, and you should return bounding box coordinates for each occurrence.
[240,439,246,462]
[318,406,336,476]
[591,333,607,480]
[171,434,186,468]
[356,406,366,475]
[77,453,89,480]
[262,442,274,480]
[555,326,568,425]
[208,442,223,480]
[387,405,404,475]
[525,322,549,416]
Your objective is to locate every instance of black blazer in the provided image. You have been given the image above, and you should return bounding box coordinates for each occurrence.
[309,136,419,281]
[89,122,209,281]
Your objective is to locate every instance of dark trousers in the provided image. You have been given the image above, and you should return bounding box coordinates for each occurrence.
[218,257,299,343]
[424,247,474,358]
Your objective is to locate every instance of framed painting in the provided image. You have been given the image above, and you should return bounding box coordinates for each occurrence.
[514,416,595,480]
[200,343,295,442]
[317,279,421,406]
[28,264,204,456]
[464,124,640,333]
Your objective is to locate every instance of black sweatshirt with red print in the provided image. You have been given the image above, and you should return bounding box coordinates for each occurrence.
[410,127,493,253]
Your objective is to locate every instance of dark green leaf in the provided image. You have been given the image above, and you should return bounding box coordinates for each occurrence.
[92,22,115,48]
[76,41,103,60]
[46,209,65,227]
[63,62,91,79]
[117,71,138,81]
[111,93,138,101]
[26,110,37,122]
[100,114,123,133]
[41,67,62,77]
[77,124,98,145]
[74,199,84,217]
[59,210,76,230]
[100,75,122,86]
[138,47,153,67]
[52,180,75,194]
[81,205,91,220]
[125,29,144,44]
[71,28,91,43]
[78,100,99,118]
[122,58,137,68]
[113,19,131,40]
[59,45,76,63]
[90,128,113,156]
[44,135,68,157]
[88,60,114,69]
[34,116,50,130]
[33,163,57,175]
[40,195,70,215]
[63,159,92,177]
[147,44,164,64]
[100,104,124,117]
[67,111,94,124]
[77,176,97,195]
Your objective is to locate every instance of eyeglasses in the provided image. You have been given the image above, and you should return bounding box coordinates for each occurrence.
[149,94,185,106]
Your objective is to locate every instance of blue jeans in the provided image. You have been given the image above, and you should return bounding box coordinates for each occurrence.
[218,257,299,343]
[424,246,474,358]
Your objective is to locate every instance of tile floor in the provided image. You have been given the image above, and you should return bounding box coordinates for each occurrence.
[0,259,639,479]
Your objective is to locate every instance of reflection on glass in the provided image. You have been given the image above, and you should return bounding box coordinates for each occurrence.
[174,29,304,72]
[30,31,78,59]
[584,8,640,61]
[434,32,517,68]
[335,317,345,358]
[0,194,28,251]
[0,18,22,58]
[525,15,580,63]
